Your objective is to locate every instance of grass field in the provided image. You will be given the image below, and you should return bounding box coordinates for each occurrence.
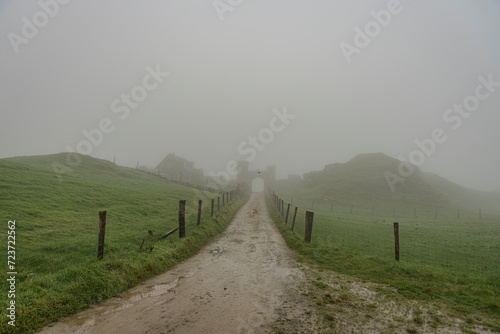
[267,193,500,331]
[0,154,246,334]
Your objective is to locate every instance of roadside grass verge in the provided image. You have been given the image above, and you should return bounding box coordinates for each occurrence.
[0,155,247,334]
[266,196,500,332]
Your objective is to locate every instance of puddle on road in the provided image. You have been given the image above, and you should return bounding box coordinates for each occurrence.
[64,316,95,327]
[57,280,179,328]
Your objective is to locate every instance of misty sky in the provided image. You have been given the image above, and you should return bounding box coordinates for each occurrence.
[1,0,500,191]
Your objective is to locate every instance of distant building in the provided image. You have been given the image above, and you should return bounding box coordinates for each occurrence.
[236,161,276,191]
[156,153,204,185]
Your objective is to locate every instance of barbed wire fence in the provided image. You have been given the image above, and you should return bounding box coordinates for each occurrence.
[270,190,500,277]
[14,189,241,280]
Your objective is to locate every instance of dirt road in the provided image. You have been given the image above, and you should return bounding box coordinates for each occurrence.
[39,193,306,334]
[38,193,497,334]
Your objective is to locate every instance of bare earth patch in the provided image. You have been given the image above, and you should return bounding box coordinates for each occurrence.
[38,193,497,334]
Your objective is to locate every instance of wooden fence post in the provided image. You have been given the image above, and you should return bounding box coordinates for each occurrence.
[197,200,202,226]
[291,207,298,231]
[281,200,284,217]
[179,200,186,238]
[211,199,214,217]
[285,203,290,225]
[393,222,400,261]
[97,211,106,260]
[304,211,314,243]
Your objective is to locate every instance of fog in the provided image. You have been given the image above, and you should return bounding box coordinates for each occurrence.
[1,0,500,191]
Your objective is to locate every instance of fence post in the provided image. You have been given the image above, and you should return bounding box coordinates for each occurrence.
[285,203,290,225]
[179,200,186,238]
[304,211,314,243]
[197,200,202,226]
[393,222,399,261]
[291,207,298,231]
[97,211,106,260]
[281,200,284,217]
[222,193,225,207]
[211,199,214,217]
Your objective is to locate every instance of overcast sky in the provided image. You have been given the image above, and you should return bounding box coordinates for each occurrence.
[1,0,500,191]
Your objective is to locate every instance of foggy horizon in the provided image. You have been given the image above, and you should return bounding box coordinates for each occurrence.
[2,0,500,192]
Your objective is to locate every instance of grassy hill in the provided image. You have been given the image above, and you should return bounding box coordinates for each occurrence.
[286,152,500,218]
[269,153,500,329]
[0,153,246,334]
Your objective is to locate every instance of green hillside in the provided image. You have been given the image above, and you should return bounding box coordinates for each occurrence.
[0,153,245,334]
[270,153,500,329]
[286,152,500,218]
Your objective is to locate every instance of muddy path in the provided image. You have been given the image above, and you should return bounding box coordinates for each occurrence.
[38,193,498,334]
[38,193,307,334]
